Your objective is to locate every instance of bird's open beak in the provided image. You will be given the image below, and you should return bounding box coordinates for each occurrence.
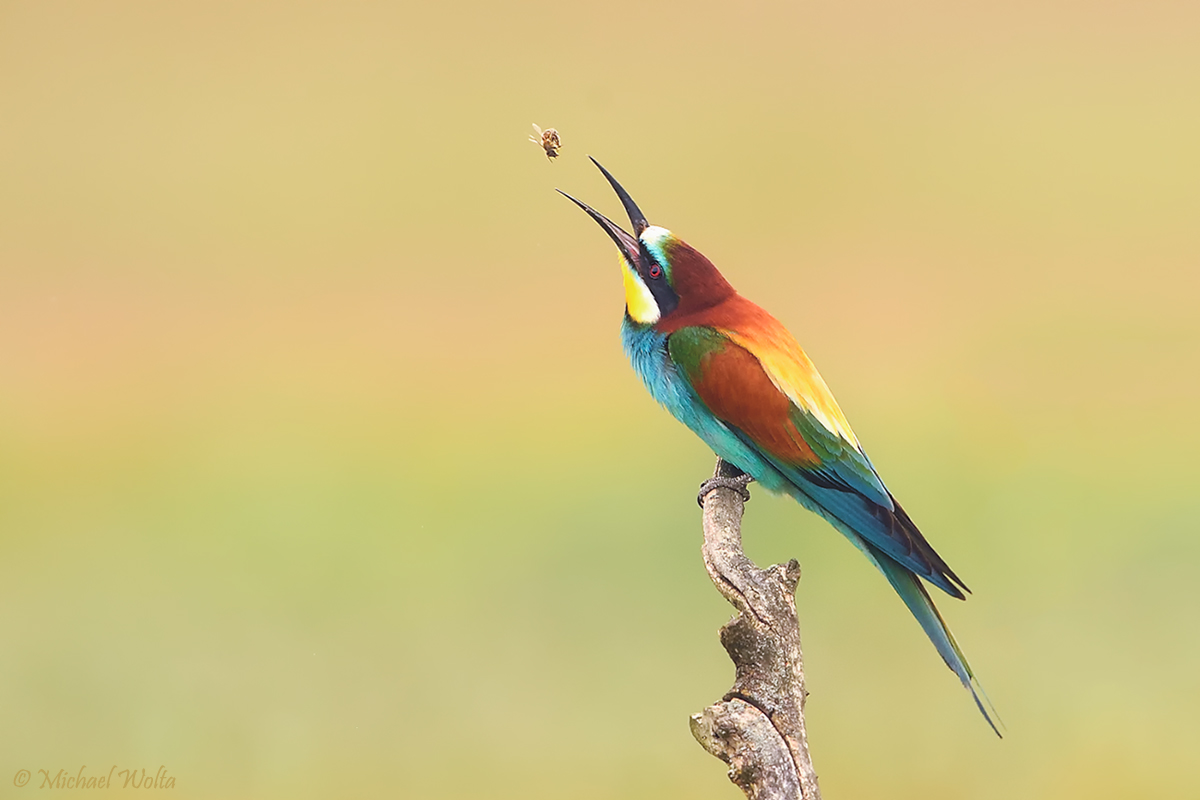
[588,157,648,237]
[557,157,650,268]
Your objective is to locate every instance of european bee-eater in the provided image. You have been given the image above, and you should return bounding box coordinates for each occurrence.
[560,158,999,734]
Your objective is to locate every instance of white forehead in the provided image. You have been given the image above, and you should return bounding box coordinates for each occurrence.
[640,225,671,247]
[639,225,673,264]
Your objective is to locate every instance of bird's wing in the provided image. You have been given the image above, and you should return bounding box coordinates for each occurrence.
[667,323,888,503]
[667,323,967,597]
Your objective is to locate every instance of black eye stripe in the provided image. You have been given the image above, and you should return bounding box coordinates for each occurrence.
[639,241,664,280]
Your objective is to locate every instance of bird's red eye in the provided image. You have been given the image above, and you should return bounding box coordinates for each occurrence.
[648,264,662,279]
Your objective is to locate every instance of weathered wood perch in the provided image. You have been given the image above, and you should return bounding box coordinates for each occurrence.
[690,458,822,800]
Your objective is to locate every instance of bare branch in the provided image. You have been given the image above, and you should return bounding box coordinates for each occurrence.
[690,458,822,800]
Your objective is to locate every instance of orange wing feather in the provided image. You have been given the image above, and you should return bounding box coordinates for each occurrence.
[662,294,861,450]
[688,342,821,468]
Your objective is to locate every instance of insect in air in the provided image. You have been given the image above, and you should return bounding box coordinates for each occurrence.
[530,124,561,161]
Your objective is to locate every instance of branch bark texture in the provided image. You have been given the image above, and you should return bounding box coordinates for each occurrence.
[689,459,822,800]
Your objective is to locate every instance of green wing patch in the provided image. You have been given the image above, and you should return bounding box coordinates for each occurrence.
[666,326,729,380]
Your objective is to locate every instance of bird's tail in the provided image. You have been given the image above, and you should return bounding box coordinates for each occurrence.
[866,542,1002,736]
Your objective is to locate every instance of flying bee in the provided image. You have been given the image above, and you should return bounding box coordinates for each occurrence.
[530,123,561,161]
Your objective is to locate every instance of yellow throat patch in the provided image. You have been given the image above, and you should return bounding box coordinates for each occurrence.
[621,257,660,324]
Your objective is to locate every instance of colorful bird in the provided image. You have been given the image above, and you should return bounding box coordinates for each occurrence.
[559,157,999,734]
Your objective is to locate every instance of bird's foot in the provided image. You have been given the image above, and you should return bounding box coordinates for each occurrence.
[697,471,754,507]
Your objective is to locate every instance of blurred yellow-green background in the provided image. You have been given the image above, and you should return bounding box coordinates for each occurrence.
[2,1,1198,797]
